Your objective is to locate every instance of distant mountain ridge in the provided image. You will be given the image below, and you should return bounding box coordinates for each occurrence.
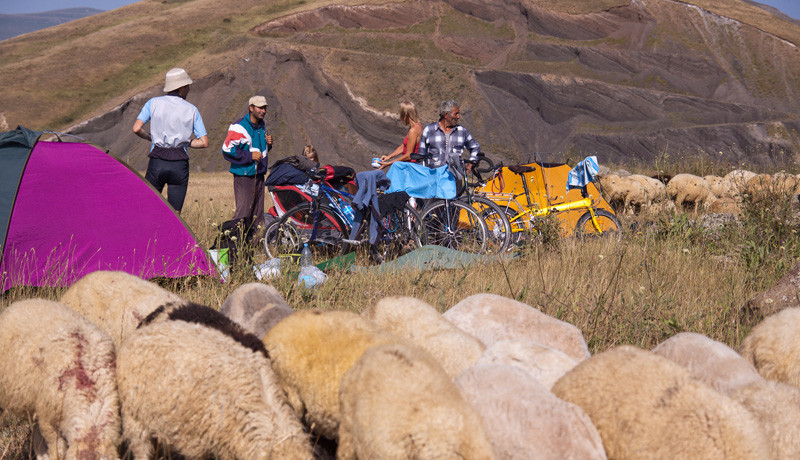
[0,8,103,41]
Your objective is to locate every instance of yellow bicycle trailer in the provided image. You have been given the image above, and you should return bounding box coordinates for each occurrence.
[474,161,617,238]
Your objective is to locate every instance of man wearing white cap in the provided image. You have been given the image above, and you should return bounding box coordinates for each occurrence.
[132,67,209,214]
[221,95,273,235]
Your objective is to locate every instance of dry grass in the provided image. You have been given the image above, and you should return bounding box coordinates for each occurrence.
[2,170,799,455]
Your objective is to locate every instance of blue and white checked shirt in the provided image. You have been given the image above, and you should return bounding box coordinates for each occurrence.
[417,121,480,168]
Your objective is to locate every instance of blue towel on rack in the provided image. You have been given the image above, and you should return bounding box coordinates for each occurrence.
[385,162,457,199]
[567,156,599,192]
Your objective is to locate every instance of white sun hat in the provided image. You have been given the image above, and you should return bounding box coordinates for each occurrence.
[163,68,193,92]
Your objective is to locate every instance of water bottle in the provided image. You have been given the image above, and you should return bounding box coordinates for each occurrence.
[299,243,312,267]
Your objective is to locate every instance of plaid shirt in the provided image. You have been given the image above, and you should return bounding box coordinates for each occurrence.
[417,121,480,168]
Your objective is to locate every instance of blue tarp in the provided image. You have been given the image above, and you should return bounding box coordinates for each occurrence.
[385,162,457,199]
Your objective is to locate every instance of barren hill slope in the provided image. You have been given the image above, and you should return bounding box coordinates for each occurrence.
[2,0,800,169]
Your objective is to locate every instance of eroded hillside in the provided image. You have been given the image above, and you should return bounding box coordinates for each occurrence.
[2,0,800,169]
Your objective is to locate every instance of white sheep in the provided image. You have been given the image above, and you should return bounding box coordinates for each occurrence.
[0,299,120,460]
[724,169,756,195]
[443,293,591,362]
[455,364,606,460]
[597,174,645,213]
[729,380,800,459]
[740,307,800,387]
[262,309,399,440]
[703,175,736,199]
[552,345,770,460]
[220,282,295,339]
[771,171,800,196]
[117,320,313,460]
[652,332,762,394]
[60,270,184,348]
[338,342,495,460]
[666,173,712,212]
[361,296,486,378]
[628,174,667,206]
[475,339,578,389]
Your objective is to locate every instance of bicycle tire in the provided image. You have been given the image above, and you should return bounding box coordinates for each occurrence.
[574,209,623,241]
[469,196,512,253]
[369,203,426,263]
[265,202,350,262]
[420,199,489,253]
[503,207,531,246]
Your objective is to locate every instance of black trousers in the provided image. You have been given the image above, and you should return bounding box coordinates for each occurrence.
[145,157,189,212]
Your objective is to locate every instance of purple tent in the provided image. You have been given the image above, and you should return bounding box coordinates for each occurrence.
[0,127,217,290]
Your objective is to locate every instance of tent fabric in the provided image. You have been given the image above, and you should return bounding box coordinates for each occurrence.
[0,126,41,258]
[385,162,457,199]
[475,161,616,238]
[1,130,217,291]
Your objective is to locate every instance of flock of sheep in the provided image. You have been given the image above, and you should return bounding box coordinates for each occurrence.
[3,270,800,459]
[597,168,800,214]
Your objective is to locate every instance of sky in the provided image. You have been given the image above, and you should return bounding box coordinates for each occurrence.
[0,0,799,18]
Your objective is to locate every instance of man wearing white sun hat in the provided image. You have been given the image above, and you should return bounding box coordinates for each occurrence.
[133,67,209,214]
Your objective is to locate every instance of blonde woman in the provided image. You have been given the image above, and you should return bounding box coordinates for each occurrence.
[379,101,422,170]
[302,144,319,164]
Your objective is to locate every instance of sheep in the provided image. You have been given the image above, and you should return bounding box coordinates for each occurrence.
[262,309,399,440]
[138,301,268,359]
[705,196,741,215]
[337,342,495,460]
[117,320,313,460]
[771,171,800,196]
[455,364,606,460]
[703,175,736,199]
[596,173,645,213]
[743,173,772,197]
[361,296,486,378]
[628,174,667,206]
[666,173,712,212]
[551,345,770,460]
[443,293,591,362]
[745,260,800,319]
[60,270,184,348]
[651,332,762,394]
[220,282,295,339]
[475,339,578,389]
[740,307,800,387]
[724,169,756,195]
[0,299,120,460]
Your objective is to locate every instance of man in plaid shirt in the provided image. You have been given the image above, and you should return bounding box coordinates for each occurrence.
[417,100,480,170]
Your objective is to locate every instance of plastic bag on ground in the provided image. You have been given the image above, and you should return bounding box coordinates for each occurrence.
[254,258,281,280]
[297,265,328,288]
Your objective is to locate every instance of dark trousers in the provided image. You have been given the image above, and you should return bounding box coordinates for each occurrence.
[145,157,189,212]
[232,174,265,235]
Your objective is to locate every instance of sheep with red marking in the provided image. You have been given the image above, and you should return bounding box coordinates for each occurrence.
[117,319,313,460]
[361,296,485,378]
[0,299,120,460]
[60,270,184,348]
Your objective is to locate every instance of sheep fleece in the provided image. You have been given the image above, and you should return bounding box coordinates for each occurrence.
[117,320,312,460]
[552,345,769,460]
[338,342,495,460]
[220,282,295,338]
[740,307,800,387]
[0,299,120,460]
[362,296,485,378]
[444,293,590,362]
[263,309,398,439]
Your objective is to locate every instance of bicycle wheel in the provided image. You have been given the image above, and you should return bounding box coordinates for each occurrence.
[266,202,350,262]
[378,203,426,259]
[421,200,488,253]
[503,207,530,246]
[574,209,623,241]
[469,196,512,253]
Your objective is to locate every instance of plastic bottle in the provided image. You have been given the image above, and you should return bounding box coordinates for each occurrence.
[300,243,312,267]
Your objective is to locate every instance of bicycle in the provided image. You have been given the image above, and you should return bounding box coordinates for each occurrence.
[406,154,511,254]
[472,156,623,242]
[264,173,424,264]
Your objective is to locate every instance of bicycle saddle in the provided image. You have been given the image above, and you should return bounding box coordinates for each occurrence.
[508,165,535,174]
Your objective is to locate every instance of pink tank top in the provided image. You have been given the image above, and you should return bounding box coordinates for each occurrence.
[402,122,422,155]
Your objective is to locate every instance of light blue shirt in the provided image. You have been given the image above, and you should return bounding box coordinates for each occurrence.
[137,95,206,152]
